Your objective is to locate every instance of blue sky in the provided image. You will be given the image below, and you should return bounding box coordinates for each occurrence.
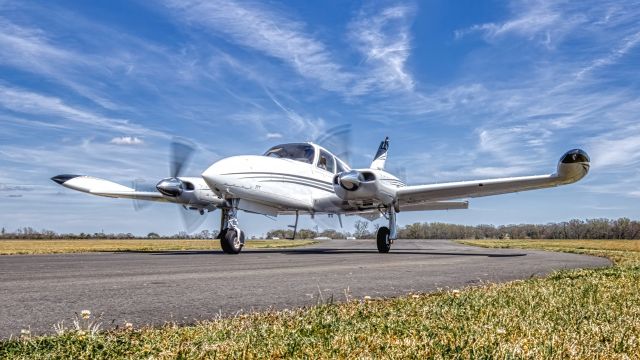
[1,0,639,236]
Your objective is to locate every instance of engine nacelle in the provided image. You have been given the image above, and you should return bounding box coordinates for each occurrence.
[333,169,395,205]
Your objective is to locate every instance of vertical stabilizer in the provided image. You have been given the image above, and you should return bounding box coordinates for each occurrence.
[370,137,389,170]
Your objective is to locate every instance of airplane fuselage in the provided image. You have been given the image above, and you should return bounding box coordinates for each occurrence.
[202,153,405,215]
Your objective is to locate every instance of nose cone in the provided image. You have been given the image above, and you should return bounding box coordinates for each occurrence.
[51,174,80,185]
[338,170,364,191]
[201,156,244,193]
[202,155,277,194]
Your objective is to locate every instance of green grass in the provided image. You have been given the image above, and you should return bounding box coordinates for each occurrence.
[0,239,316,255]
[2,240,640,359]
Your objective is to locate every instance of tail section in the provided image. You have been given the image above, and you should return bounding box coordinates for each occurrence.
[370,137,389,170]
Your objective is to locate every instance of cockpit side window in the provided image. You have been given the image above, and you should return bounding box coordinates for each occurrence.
[263,144,315,164]
[317,150,335,173]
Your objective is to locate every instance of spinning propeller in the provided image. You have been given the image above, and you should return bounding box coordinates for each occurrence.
[311,124,354,231]
[133,138,210,234]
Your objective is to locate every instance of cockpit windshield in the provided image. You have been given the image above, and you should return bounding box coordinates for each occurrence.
[263,143,315,164]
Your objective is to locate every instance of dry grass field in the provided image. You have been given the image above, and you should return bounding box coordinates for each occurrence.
[0,239,316,255]
[2,239,639,359]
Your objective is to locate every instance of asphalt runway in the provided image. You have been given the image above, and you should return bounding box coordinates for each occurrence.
[0,239,610,339]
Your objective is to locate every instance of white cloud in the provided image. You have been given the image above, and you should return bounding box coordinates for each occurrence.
[0,84,166,138]
[456,2,560,40]
[264,88,325,139]
[348,5,416,94]
[110,136,144,145]
[589,133,640,169]
[265,133,283,140]
[163,0,352,93]
[454,1,591,48]
[575,31,640,79]
[0,18,121,109]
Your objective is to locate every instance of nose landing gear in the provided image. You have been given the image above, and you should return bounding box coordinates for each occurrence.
[218,200,244,254]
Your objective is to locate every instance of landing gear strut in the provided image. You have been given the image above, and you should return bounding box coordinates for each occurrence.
[218,199,244,254]
[377,204,397,253]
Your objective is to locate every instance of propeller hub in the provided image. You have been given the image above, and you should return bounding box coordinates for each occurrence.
[156,177,183,197]
[338,170,364,191]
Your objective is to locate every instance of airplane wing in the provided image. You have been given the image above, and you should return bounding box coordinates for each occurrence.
[51,175,169,203]
[89,190,167,202]
[346,201,468,221]
[397,149,590,206]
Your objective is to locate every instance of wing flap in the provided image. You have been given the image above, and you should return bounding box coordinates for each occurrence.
[399,200,469,212]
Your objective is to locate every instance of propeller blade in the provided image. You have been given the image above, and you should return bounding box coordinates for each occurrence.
[388,165,407,184]
[132,179,156,211]
[312,214,342,232]
[179,205,209,234]
[314,124,351,165]
[170,138,196,178]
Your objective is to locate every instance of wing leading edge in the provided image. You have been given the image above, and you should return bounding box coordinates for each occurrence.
[51,175,168,203]
[397,149,590,206]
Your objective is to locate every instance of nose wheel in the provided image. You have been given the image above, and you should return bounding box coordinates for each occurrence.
[218,202,245,254]
[221,228,244,254]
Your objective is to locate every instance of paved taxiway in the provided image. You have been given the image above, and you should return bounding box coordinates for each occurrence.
[0,239,610,339]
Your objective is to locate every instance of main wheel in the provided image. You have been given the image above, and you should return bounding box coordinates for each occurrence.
[377,226,391,253]
[221,229,244,254]
[218,229,229,253]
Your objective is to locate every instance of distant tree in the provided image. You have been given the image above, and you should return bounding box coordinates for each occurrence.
[266,229,294,239]
[297,229,317,239]
[1,227,5,236]
[354,220,369,239]
[147,232,160,238]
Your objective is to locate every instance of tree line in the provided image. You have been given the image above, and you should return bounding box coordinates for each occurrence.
[0,227,217,240]
[395,218,640,240]
[2,218,639,240]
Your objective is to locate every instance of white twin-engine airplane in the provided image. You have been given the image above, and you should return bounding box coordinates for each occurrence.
[52,138,590,254]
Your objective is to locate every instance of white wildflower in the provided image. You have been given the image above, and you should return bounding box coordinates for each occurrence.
[81,310,91,319]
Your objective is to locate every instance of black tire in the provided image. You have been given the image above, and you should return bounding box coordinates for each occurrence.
[221,229,244,254]
[377,226,391,253]
[218,229,230,253]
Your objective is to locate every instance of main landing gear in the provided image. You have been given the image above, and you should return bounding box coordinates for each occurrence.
[218,200,245,254]
[377,204,398,253]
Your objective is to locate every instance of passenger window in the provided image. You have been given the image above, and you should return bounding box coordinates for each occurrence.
[317,150,336,173]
